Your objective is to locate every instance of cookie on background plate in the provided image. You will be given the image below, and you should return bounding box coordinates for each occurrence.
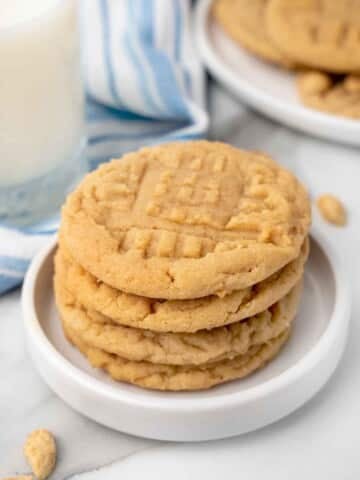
[297,72,360,119]
[267,0,360,73]
[61,141,311,300]
[64,324,291,391]
[212,0,294,67]
[55,276,302,366]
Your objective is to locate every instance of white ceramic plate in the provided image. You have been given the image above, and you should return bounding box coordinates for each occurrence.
[195,0,360,146]
[22,229,350,442]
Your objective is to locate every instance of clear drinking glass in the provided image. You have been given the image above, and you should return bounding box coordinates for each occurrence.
[0,0,86,226]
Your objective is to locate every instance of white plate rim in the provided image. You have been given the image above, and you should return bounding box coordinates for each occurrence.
[21,226,351,414]
[195,0,360,145]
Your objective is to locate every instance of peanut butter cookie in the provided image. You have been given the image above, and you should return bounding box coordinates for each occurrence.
[55,239,308,332]
[297,72,360,119]
[61,142,310,299]
[55,277,301,366]
[64,325,291,391]
[267,0,360,73]
[212,0,293,67]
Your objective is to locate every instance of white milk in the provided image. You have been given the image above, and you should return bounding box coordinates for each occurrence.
[0,0,84,186]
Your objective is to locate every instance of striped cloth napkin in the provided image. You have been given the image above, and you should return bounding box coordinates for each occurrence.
[0,0,208,295]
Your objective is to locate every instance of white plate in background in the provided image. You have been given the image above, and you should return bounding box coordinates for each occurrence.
[195,0,360,146]
[21,229,350,442]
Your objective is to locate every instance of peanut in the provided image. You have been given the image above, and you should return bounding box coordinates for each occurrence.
[317,194,347,226]
[24,430,56,480]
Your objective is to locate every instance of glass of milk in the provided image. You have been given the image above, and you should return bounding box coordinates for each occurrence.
[0,0,85,226]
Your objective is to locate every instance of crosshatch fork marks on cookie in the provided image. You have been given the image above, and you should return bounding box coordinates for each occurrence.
[267,0,360,72]
[75,148,308,261]
[61,142,310,299]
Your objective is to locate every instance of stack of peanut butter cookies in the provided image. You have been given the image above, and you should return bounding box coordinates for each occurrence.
[54,141,311,391]
[213,0,360,118]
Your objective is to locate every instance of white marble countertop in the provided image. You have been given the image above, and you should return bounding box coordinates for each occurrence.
[1,83,360,479]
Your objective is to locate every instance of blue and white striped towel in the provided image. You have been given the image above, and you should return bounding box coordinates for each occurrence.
[0,0,208,295]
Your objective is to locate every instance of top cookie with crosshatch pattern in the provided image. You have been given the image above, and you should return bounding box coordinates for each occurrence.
[266,0,360,73]
[60,141,310,299]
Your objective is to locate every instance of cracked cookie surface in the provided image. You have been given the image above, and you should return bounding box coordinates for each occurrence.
[55,239,308,332]
[60,141,310,299]
[55,276,301,366]
[64,325,291,391]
